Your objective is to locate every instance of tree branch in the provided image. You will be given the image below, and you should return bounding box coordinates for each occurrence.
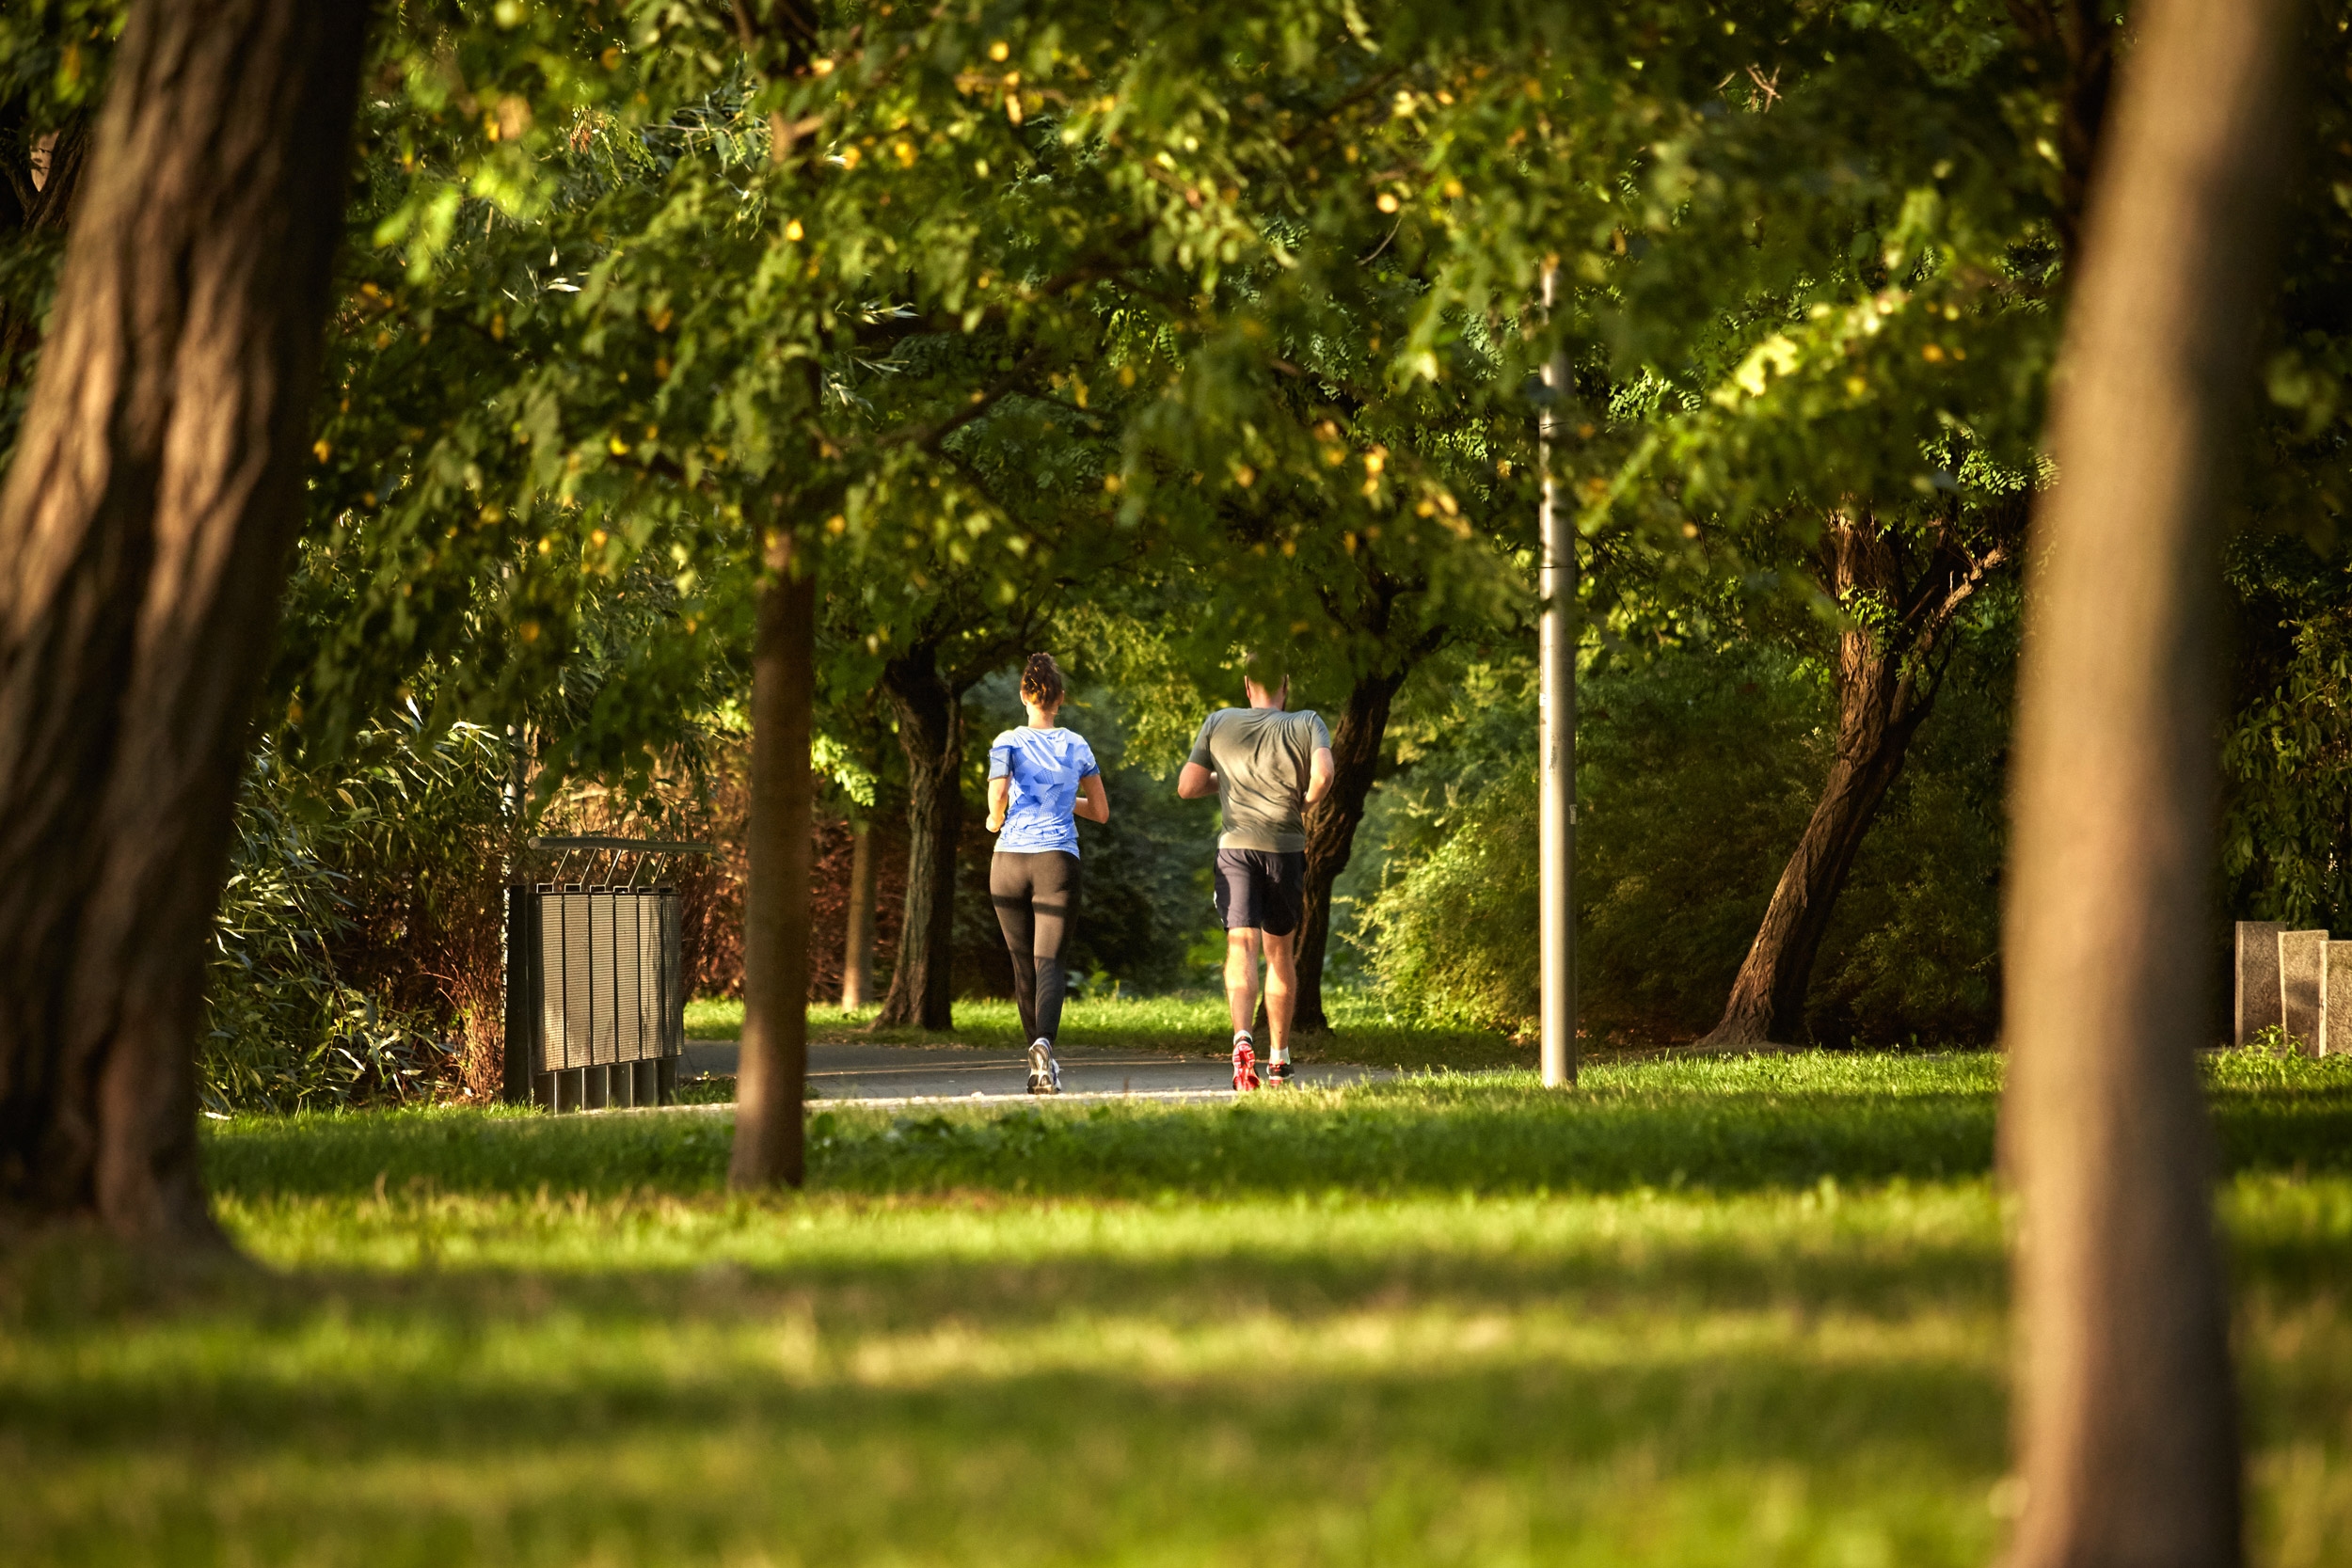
[871,342,1053,453]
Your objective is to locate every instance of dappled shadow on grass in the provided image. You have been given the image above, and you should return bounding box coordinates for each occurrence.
[199,1081,1995,1204]
[9,1212,2343,1564]
[814,1088,2006,1198]
[4,1322,2012,1565]
[194,1210,2010,1327]
[4,1319,2006,1474]
[21,1054,2352,1565]
[2,1225,2010,1528]
[2210,1088,2352,1175]
[197,1066,2352,1208]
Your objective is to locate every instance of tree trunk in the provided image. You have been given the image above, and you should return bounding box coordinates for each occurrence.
[0,0,368,1243]
[1264,667,1407,1036]
[1700,514,1935,1047]
[877,646,961,1029]
[840,817,876,1009]
[730,531,817,1189]
[2000,0,2289,1561]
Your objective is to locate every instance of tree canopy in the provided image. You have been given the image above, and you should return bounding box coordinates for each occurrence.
[6,0,2352,1081]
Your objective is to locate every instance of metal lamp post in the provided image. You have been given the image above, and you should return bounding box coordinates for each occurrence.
[1537,269,1579,1088]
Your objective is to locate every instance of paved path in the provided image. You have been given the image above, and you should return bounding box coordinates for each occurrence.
[678,1038,1385,1105]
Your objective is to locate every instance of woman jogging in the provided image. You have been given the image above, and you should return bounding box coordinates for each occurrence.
[986,653,1109,1094]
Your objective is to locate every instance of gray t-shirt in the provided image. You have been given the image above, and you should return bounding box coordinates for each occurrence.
[1187,706,1332,852]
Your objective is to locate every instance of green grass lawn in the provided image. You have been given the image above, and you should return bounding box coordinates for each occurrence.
[7,1050,2350,1566]
[686,990,1527,1071]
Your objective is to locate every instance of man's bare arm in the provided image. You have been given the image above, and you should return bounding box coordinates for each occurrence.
[1177,761,1219,800]
[1304,746,1335,806]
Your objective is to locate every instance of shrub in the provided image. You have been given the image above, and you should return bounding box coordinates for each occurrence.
[1358,636,2011,1047]
[199,732,486,1113]
[1355,763,1539,1027]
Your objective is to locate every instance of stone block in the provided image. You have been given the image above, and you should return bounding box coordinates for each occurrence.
[2236,920,2284,1045]
[2327,943,2352,1057]
[2280,928,2329,1055]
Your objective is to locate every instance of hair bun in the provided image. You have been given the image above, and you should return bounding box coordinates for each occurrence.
[1020,652,1066,706]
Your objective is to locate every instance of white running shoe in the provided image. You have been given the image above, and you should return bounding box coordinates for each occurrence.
[1026,1039,1061,1095]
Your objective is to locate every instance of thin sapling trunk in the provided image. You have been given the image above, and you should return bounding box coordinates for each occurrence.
[729,531,817,1189]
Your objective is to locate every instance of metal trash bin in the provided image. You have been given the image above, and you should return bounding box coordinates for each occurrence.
[503,836,713,1111]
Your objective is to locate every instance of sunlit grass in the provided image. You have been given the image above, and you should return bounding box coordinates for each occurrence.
[6,1051,2348,1566]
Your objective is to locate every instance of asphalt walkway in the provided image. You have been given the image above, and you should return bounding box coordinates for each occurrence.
[677,1038,1385,1105]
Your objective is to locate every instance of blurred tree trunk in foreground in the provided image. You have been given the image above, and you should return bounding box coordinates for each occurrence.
[0,0,370,1241]
[2000,0,2292,1561]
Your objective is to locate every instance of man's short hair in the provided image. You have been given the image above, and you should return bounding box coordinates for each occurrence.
[1241,648,1289,691]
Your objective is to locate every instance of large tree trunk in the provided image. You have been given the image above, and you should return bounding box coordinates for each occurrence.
[2000,0,2290,1562]
[1268,666,1407,1036]
[729,531,817,1189]
[0,0,369,1241]
[876,646,961,1029]
[1700,514,1937,1046]
[839,817,876,1009]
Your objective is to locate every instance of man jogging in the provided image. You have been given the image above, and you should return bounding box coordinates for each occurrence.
[1177,653,1334,1089]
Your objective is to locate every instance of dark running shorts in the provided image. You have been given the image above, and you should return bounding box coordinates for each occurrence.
[1213,848,1307,937]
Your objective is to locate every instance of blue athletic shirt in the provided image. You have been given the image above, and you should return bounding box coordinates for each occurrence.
[988,726,1101,856]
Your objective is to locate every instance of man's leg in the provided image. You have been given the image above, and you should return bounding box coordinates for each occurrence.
[1260,851,1307,1078]
[1263,930,1297,1063]
[1224,927,1264,1037]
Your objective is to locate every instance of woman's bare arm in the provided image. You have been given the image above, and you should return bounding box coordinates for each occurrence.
[987,775,1010,832]
[1075,774,1110,823]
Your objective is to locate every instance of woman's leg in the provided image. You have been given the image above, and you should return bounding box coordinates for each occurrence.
[989,853,1040,1040]
[1027,851,1081,1044]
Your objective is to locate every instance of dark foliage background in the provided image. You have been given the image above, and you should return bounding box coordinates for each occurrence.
[1351,600,2017,1047]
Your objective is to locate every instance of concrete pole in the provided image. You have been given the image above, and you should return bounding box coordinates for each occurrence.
[1538,267,1579,1088]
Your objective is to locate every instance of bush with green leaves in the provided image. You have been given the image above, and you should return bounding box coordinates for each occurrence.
[1354,759,1540,1029]
[199,719,515,1113]
[2222,537,2352,933]
[1358,629,2012,1047]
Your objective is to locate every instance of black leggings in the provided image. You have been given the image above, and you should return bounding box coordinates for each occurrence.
[990,850,1080,1044]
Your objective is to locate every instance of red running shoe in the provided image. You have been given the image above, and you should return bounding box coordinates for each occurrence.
[1232,1040,1261,1092]
[1264,1060,1295,1087]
